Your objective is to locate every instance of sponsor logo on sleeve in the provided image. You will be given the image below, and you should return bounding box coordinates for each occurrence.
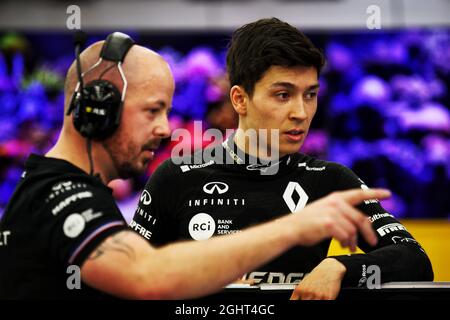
[140,190,152,206]
[63,213,86,238]
[134,206,157,224]
[376,223,407,237]
[51,191,93,215]
[62,209,103,239]
[80,208,103,222]
[46,181,89,203]
[369,213,394,223]
[129,219,152,240]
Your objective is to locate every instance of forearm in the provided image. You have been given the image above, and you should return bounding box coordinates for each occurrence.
[83,188,389,299]
[331,244,434,287]
[82,218,297,300]
[137,188,391,298]
[140,216,298,299]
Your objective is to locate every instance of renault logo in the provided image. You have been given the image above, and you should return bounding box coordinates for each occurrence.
[283,182,309,212]
[203,182,229,195]
[140,190,152,206]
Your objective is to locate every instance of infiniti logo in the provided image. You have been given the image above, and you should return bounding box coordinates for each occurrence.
[203,182,229,195]
[140,190,152,206]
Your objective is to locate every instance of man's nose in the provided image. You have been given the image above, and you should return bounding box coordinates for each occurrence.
[154,115,171,139]
[288,98,308,121]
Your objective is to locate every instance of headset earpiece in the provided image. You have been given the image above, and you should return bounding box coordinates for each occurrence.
[68,32,135,140]
[72,80,122,139]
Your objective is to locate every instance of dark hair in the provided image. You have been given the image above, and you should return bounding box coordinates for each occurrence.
[226,17,325,97]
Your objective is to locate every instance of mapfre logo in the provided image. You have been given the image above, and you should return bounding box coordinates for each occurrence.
[203,182,229,195]
[140,190,152,206]
[188,213,216,240]
[283,182,309,212]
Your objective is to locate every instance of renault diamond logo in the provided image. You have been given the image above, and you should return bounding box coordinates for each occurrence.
[283,182,309,212]
[203,182,229,195]
[140,190,152,206]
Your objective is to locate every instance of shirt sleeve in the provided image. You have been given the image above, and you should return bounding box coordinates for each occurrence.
[130,159,177,246]
[327,163,434,287]
[42,179,128,268]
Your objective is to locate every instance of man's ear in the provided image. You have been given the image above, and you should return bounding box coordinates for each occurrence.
[230,85,248,116]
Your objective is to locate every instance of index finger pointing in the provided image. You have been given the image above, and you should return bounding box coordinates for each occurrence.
[338,188,391,206]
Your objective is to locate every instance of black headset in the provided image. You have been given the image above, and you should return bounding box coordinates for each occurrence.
[66,32,135,140]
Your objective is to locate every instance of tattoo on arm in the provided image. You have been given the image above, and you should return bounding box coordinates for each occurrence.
[88,231,136,261]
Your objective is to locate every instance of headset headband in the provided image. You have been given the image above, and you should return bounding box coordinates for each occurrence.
[101,32,135,62]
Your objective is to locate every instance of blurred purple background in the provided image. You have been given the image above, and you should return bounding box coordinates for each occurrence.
[0,29,449,219]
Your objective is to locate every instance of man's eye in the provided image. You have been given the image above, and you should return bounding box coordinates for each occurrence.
[149,108,160,115]
[305,91,318,99]
[276,92,290,100]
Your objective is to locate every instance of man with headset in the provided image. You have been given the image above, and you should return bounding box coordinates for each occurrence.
[0,33,389,299]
